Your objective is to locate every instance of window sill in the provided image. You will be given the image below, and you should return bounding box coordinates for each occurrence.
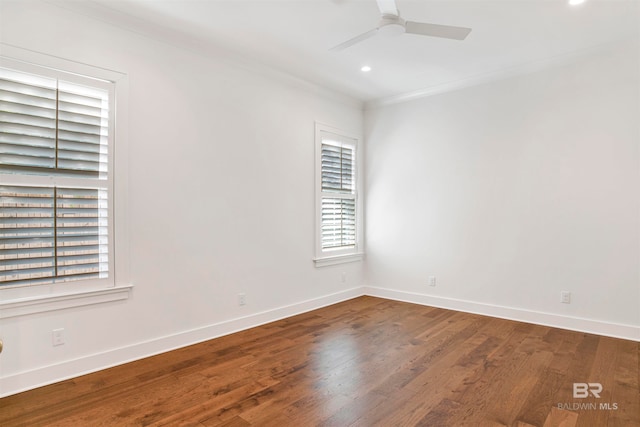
[313,253,364,267]
[0,284,133,319]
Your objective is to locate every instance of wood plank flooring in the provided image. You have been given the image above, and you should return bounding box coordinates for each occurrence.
[1,296,638,426]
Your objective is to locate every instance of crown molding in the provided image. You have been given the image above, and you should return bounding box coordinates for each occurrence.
[43,0,363,110]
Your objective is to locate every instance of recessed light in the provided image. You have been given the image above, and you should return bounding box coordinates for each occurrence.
[361,65,372,72]
[569,0,585,5]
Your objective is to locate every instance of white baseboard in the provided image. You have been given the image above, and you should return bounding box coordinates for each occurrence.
[3,285,638,398]
[363,286,640,342]
[0,287,363,398]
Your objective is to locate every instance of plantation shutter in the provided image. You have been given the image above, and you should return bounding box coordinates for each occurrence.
[0,67,110,287]
[320,140,357,250]
[321,143,354,193]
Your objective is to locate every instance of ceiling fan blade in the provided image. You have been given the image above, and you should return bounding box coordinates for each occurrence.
[376,0,398,16]
[330,28,378,51]
[405,21,472,40]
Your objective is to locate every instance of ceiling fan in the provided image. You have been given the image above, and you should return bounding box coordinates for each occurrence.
[331,0,472,51]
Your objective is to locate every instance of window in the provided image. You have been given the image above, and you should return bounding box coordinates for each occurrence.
[0,62,113,289]
[314,123,363,266]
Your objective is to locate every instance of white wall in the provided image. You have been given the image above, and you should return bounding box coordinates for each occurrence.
[0,0,364,396]
[364,42,640,338]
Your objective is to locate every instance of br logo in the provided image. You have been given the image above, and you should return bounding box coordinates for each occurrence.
[573,383,602,398]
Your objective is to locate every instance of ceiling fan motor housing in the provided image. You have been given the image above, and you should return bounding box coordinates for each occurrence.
[379,13,406,36]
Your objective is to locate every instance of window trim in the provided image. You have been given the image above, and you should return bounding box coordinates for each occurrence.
[313,122,364,267]
[0,44,131,313]
[0,284,132,319]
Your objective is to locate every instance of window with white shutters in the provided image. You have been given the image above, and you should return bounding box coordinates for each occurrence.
[321,143,356,250]
[314,124,363,266]
[0,65,113,288]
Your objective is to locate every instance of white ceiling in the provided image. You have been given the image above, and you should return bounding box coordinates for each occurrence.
[58,0,639,102]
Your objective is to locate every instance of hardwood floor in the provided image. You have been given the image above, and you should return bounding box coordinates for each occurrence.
[1,296,638,426]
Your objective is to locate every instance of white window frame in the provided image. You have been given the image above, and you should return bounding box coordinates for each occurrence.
[314,122,364,267]
[0,45,131,318]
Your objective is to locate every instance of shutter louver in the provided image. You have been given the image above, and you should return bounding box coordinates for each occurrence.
[56,187,108,281]
[320,140,357,251]
[321,143,354,193]
[57,82,109,176]
[0,77,57,172]
[321,198,356,249]
[0,185,55,284]
[0,67,111,287]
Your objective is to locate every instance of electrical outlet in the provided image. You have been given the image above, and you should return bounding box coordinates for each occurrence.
[341,272,347,283]
[560,291,571,304]
[238,293,246,306]
[52,328,65,346]
[428,276,436,287]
